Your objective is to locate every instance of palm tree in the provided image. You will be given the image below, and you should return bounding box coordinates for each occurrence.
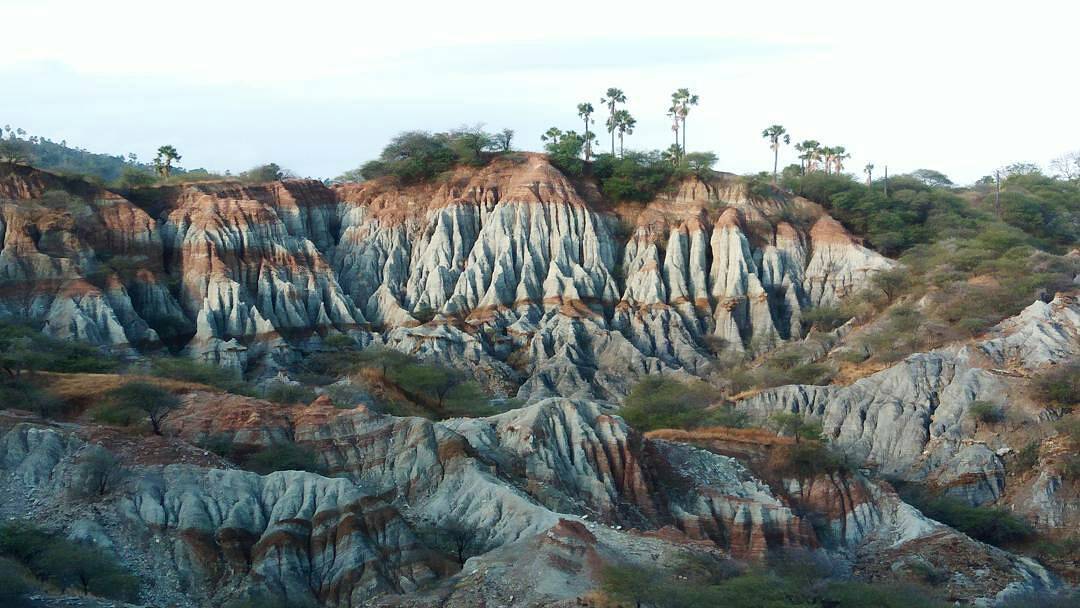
[541,127,564,144]
[864,163,875,187]
[831,146,850,174]
[661,144,683,166]
[601,88,627,156]
[577,102,595,160]
[761,125,791,183]
[670,89,699,159]
[154,145,181,178]
[794,140,820,174]
[614,110,636,157]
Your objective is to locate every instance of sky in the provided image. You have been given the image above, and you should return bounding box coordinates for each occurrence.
[1,0,1077,184]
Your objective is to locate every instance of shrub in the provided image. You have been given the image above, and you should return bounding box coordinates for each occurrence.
[968,400,1004,424]
[1014,441,1040,470]
[801,305,852,332]
[104,381,182,434]
[768,441,854,479]
[70,445,125,498]
[1032,359,1080,412]
[262,382,316,404]
[905,492,1035,547]
[0,522,139,603]
[150,357,249,393]
[768,412,823,444]
[592,151,676,202]
[0,380,68,418]
[0,556,35,608]
[621,377,720,431]
[245,442,324,475]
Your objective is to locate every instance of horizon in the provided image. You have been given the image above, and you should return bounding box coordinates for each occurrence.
[2,0,1078,185]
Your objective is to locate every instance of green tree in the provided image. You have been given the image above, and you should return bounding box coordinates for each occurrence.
[670,88,700,159]
[864,162,875,186]
[153,145,181,178]
[768,412,823,444]
[612,109,636,157]
[576,102,595,161]
[794,140,820,174]
[494,128,514,152]
[621,377,720,431]
[540,127,564,144]
[600,87,627,156]
[105,382,182,435]
[761,125,790,183]
[910,169,954,188]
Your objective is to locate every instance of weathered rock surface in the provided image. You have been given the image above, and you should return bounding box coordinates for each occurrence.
[0,159,891,397]
[741,293,1080,526]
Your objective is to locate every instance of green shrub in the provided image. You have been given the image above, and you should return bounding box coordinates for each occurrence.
[0,522,139,603]
[904,492,1035,547]
[262,382,316,404]
[1032,359,1080,412]
[1014,441,1040,470]
[621,377,721,431]
[592,151,677,202]
[150,357,249,393]
[104,381,181,434]
[245,442,324,475]
[0,380,68,417]
[968,400,1004,424]
[802,305,852,332]
[0,556,35,608]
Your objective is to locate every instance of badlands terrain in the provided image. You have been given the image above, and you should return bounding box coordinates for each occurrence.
[0,154,1077,607]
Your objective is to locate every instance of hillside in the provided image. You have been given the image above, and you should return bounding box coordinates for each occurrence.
[0,154,1078,607]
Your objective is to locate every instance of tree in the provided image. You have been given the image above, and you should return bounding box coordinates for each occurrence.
[684,151,718,176]
[241,163,290,182]
[794,140,820,174]
[761,125,790,183]
[576,102,595,161]
[621,377,720,431]
[0,139,29,164]
[71,445,125,498]
[768,412,822,444]
[1050,151,1080,181]
[870,267,911,304]
[612,109,636,157]
[540,127,564,144]
[494,128,514,152]
[864,163,875,186]
[153,145,181,178]
[910,169,954,188]
[600,87,627,155]
[830,145,850,174]
[670,88,700,160]
[106,382,181,435]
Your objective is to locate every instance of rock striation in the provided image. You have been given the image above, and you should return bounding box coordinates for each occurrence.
[0,159,892,397]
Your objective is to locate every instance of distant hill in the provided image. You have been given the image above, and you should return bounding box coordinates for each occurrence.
[0,129,207,185]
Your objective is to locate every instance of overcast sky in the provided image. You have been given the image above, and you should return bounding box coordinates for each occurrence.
[1,0,1077,184]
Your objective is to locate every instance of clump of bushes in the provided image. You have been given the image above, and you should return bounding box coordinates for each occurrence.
[968,400,1004,424]
[601,551,947,608]
[150,357,250,394]
[345,126,512,184]
[900,488,1035,547]
[92,381,181,434]
[620,377,737,431]
[261,381,316,404]
[0,522,139,603]
[0,320,119,377]
[198,435,325,475]
[1032,358,1079,413]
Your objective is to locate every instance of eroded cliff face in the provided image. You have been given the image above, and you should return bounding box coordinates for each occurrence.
[741,293,1080,533]
[2,394,1056,607]
[0,158,892,398]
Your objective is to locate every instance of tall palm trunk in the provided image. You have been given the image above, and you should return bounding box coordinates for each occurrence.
[681,118,687,160]
[772,144,779,183]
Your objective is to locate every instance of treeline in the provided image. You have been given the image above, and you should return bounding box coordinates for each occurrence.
[0,126,299,189]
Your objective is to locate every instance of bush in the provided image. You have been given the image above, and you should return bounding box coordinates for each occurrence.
[621,377,721,431]
[70,445,125,498]
[592,151,677,202]
[0,379,68,417]
[245,442,324,475]
[802,305,852,332]
[0,321,119,376]
[103,381,182,434]
[1032,359,1080,412]
[347,128,506,184]
[968,400,1004,424]
[904,492,1035,547]
[1014,441,1040,470]
[0,522,139,603]
[0,557,35,608]
[150,357,249,393]
[768,441,854,479]
[262,382,316,404]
